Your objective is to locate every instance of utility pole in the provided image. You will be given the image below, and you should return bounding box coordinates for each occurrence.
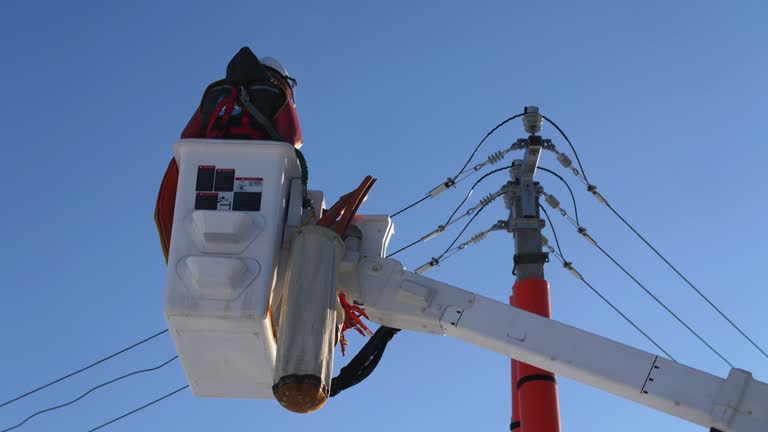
[506,107,561,432]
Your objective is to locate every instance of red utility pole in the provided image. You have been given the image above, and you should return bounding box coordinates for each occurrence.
[510,295,521,432]
[512,280,560,432]
[506,107,561,432]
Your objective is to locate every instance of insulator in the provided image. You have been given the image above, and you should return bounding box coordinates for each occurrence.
[468,231,488,245]
[556,152,573,169]
[479,192,498,208]
[544,194,560,209]
[523,106,542,134]
[487,149,506,165]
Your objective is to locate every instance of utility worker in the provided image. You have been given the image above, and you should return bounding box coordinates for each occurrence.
[155,47,303,260]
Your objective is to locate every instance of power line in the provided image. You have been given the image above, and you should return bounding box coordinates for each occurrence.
[0,329,169,409]
[538,166,579,226]
[539,205,563,258]
[453,113,524,181]
[540,116,768,364]
[437,202,490,262]
[400,199,496,273]
[541,114,590,185]
[389,171,511,258]
[388,237,422,258]
[391,114,524,219]
[2,356,179,432]
[85,385,189,432]
[545,191,733,367]
[390,195,429,219]
[543,217,676,361]
[604,202,768,363]
[445,163,515,226]
[592,241,733,367]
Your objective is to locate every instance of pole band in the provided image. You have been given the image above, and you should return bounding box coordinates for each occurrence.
[517,373,556,390]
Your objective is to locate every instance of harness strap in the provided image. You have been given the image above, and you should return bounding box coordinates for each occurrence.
[238,85,285,142]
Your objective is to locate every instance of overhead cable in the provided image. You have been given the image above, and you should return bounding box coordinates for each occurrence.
[544,192,734,367]
[453,113,525,181]
[0,329,169,409]
[444,163,517,227]
[390,196,429,218]
[416,222,503,274]
[539,206,564,258]
[390,114,524,219]
[419,199,497,272]
[542,119,768,364]
[85,385,189,432]
[541,114,590,185]
[537,166,579,226]
[547,244,677,361]
[603,199,768,363]
[2,356,179,432]
[543,205,675,359]
[389,180,509,258]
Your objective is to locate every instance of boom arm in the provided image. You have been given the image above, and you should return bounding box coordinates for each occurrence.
[343,257,768,432]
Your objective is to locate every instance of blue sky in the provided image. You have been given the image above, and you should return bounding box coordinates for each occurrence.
[1,1,767,431]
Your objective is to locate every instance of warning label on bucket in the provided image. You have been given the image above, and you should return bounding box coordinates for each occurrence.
[235,177,263,193]
[194,167,263,212]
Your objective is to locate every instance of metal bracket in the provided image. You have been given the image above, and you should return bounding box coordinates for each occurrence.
[506,218,546,231]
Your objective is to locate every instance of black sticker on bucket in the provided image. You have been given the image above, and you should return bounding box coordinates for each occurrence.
[195,192,218,210]
[196,166,216,191]
[214,169,235,192]
[233,192,261,211]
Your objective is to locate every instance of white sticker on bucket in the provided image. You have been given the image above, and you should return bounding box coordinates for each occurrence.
[235,177,263,193]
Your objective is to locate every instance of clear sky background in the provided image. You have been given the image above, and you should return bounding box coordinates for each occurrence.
[1,1,767,431]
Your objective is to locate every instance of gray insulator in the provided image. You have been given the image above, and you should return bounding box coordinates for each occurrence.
[544,194,560,209]
[488,150,506,165]
[469,231,488,245]
[556,152,573,168]
[523,106,543,134]
[479,192,498,207]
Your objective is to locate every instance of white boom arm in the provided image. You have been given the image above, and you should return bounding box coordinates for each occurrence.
[343,257,768,432]
[164,139,764,429]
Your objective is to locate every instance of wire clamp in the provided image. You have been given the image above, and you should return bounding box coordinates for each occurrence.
[415,257,440,274]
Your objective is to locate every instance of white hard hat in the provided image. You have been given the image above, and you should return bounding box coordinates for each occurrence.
[260,56,297,89]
